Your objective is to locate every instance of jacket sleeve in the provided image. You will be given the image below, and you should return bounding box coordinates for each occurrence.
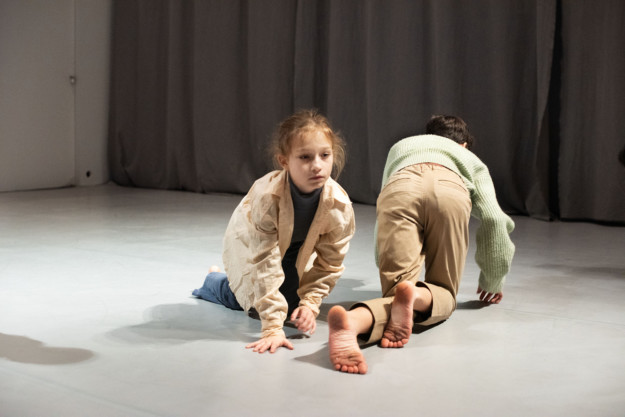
[297,204,356,316]
[471,166,515,293]
[248,194,289,339]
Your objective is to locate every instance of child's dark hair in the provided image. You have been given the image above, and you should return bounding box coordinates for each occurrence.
[425,115,474,150]
[270,109,346,179]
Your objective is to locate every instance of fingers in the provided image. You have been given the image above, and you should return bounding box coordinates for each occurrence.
[246,339,272,353]
[476,287,503,304]
[270,339,293,353]
[244,307,318,355]
[245,337,294,354]
[245,340,265,352]
[481,292,495,303]
[297,317,316,335]
[291,307,316,334]
[297,315,315,333]
[477,287,486,301]
[290,308,301,323]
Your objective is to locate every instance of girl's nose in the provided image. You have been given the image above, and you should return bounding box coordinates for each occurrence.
[311,156,322,170]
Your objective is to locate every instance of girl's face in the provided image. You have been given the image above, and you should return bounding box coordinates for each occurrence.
[278,130,334,194]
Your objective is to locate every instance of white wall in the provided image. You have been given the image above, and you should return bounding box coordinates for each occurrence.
[0,0,111,192]
[75,0,111,186]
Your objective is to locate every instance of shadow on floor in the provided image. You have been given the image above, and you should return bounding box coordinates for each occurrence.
[293,341,378,372]
[105,300,260,345]
[0,333,95,365]
[293,343,337,372]
[456,300,490,310]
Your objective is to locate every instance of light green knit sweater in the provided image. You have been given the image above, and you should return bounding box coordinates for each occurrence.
[376,134,515,294]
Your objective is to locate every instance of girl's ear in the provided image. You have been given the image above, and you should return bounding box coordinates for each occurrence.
[277,154,288,169]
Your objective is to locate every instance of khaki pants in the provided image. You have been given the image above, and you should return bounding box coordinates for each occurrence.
[358,163,471,343]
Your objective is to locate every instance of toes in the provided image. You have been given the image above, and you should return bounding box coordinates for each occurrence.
[335,361,366,374]
[381,337,406,349]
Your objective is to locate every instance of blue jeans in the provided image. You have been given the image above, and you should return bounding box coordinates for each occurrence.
[192,272,243,310]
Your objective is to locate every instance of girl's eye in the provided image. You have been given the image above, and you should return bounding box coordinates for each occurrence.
[299,155,310,160]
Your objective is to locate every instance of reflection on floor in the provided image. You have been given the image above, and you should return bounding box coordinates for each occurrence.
[1,183,624,417]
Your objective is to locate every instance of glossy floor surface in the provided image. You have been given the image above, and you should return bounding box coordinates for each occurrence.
[1,184,624,417]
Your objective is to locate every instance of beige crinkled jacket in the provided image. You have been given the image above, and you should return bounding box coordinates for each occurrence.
[223,170,355,339]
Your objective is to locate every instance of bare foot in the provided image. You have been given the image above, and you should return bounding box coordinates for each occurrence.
[328,306,368,374]
[209,265,221,273]
[381,281,417,348]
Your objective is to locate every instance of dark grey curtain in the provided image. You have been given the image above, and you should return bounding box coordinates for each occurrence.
[109,1,299,193]
[558,0,625,223]
[108,0,625,224]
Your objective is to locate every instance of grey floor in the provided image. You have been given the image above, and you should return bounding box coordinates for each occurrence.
[1,183,624,417]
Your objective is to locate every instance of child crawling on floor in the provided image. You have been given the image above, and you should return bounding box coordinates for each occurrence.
[193,109,355,354]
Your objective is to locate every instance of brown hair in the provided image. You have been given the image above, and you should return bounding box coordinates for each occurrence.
[425,115,475,150]
[269,109,346,179]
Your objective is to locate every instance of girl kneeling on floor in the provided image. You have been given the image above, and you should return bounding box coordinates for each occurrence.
[193,109,355,354]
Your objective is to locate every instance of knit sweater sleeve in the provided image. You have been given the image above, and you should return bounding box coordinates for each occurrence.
[471,164,515,293]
